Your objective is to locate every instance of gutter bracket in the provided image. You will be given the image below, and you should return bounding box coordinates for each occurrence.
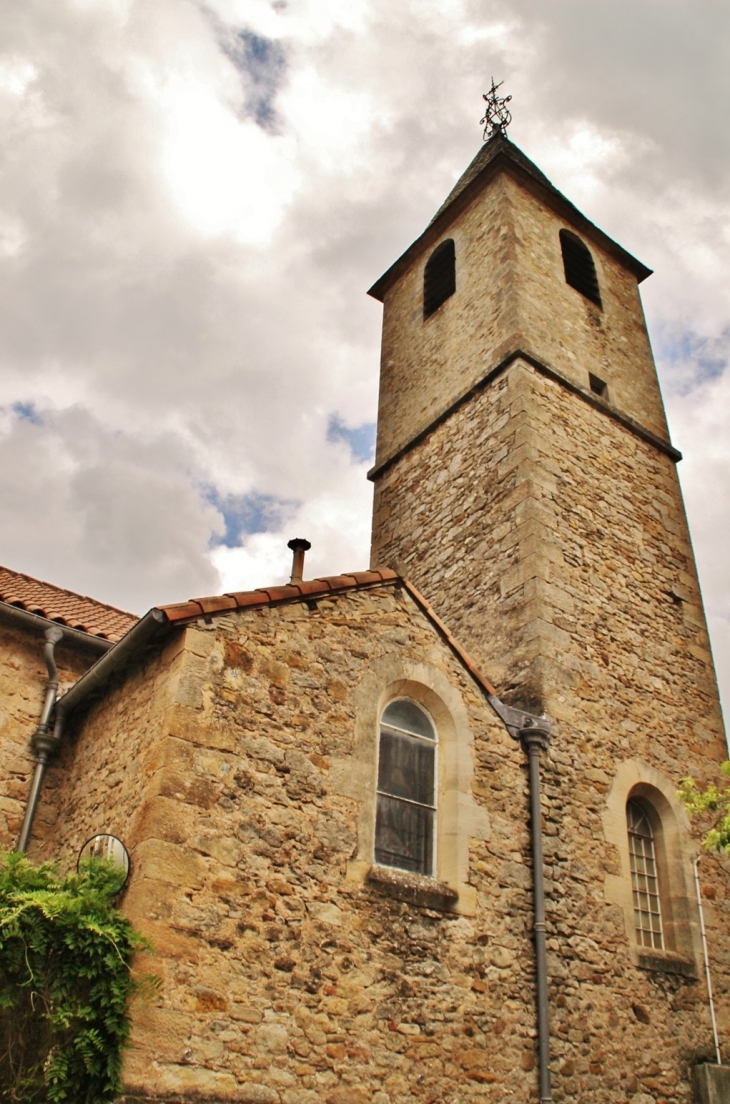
[487,693,552,743]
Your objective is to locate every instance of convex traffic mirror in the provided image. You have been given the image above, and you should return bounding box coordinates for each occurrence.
[77,833,130,890]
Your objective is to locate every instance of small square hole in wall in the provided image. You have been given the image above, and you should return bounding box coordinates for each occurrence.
[589,372,608,399]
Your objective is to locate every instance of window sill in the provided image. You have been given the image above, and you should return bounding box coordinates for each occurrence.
[366,865,459,912]
[637,949,697,979]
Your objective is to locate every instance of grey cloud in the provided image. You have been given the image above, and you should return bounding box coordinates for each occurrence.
[500,0,730,189]
[0,404,222,612]
[0,0,727,713]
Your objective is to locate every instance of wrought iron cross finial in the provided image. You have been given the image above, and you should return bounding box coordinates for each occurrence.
[480,77,512,141]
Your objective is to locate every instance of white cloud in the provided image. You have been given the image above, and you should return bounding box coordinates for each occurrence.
[158,74,298,243]
[0,58,37,97]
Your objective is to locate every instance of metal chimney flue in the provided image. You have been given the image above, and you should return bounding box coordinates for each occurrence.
[287,538,311,584]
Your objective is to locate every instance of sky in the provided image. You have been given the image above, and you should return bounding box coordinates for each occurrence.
[0,0,728,719]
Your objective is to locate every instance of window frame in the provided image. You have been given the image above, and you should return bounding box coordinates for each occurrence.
[602,762,700,975]
[374,697,438,877]
[627,797,665,951]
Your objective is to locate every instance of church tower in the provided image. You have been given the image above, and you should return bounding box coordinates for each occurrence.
[368,116,730,1096]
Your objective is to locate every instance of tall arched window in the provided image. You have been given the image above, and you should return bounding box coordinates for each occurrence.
[627,799,664,950]
[423,239,456,319]
[375,699,436,876]
[559,228,602,308]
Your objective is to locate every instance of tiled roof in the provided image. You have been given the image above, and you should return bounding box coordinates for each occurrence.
[157,569,400,622]
[0,565,138,642]
[156,569,497,700]
[428,129,556,226]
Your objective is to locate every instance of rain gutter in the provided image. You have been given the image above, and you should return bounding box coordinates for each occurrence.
[56,608,169,716]
[14,608,170,853]
[0,600,114,655]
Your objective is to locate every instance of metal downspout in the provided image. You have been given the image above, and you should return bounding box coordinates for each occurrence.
[694,856,722,1065]
[488,694,553,1104]
[14,609,168,854]
[16,625,64,853]
[523,727,552,1104]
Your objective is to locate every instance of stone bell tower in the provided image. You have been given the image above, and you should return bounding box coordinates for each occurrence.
[368,125,718,725]
[368,117,730,1098]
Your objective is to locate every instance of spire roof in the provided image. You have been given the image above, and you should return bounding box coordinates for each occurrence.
[368,131,651,302]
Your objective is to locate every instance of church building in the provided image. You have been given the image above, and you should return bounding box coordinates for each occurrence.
[0,111,728,1104]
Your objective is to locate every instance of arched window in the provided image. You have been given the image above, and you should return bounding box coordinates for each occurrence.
[559,229,602,308]
[423,239,456,319]
[375,699,436,876]
[627,799,664,950]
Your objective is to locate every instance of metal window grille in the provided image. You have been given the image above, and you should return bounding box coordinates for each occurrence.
[423,239,456,319]
[627,800,664,950]
[375,700,436,876]
[559,229,602,308]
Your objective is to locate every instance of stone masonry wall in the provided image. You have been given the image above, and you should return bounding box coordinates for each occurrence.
[51,583,558,1104]
[0,622,91,852]
[47,629,188,867]
[507,174,669,441]
[375,174,519,468]
[371,357,730,1101]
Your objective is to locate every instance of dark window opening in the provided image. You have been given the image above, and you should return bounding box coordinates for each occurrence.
[560,229,602,308]
[375,699,436,876]
[627,799,664,951]
[589,372,608,398]
[423,239,456,319]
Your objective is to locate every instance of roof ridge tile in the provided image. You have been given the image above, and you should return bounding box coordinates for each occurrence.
[157,570,399,623]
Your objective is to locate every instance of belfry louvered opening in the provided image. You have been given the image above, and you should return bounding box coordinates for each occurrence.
[423,239,456,319]
[560,229,602,308]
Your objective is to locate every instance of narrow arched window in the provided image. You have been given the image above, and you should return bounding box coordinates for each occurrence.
[375,699,436,875]
[559,229,602,308]
[627,799,664,950]
[423,239,456,319]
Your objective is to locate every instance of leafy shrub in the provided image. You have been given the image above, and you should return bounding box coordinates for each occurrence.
[679,761,730,854]
[0,851,150,1102]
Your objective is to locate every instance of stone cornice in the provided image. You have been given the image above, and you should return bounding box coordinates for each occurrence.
[367,348,682,482]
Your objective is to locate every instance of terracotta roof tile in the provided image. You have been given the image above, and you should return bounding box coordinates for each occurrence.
[227,590,276,609]
[351,569,395,585]
[0,565,138,642]
[295,579,331,597]
[315,574,357,592]
[256,585,302,603]
[194,595,237,615]
[158,600,204,620]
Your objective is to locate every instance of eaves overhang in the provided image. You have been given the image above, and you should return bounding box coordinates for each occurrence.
[0,600,114,655]
[56,609,170,717]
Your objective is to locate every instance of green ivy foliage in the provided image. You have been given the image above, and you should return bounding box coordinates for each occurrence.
[679,761,730,853]
[0,851,150,1103]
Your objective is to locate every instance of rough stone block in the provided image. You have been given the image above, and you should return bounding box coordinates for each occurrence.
[693,1065,730,1104]
[134,838,207,888]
